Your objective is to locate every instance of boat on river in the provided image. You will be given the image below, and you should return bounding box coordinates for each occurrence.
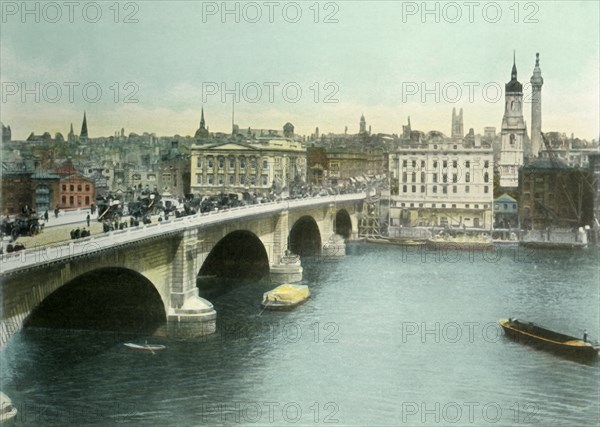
[366,236,426,246]
[427,231,494,250]
[262,284,310,310]
[124,342,166,352]
[499,318,598,359]
[0,392,17,426]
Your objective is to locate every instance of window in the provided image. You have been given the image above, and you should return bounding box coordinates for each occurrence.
[453,145,457,149]
[208,176,213,185]
[85,196,90,205]
[69,196,74,205]
[484,205,489,209]
[240,158,246,169]
[484,160,489,168]
[411,172,416,183]
[62,196,66,204]
[77,184,82,191]
[421,161,425,168]
[229,157,235,168]
[208,158,214,169]
[465,185,470,193]
[403,160,407,167]
[484,172,489,183]
[453,186,457,193]
[421,185,425,193]
[452,174,457,183]
[218,157,224,169]
[466,204,470,208]
[197,157,203,168]
[229,175,235,185]
[263,159,268,169]
[432,204,436,208]
[503,203,508,209]
[433,173,438,183]
[262,176,268,186]
[453,160,457,168]
[62,184,66,191]
[401,203,405,207]
[70,185,74,191]
[465,161,471,168]
[412,185,416,193]
[484,186,489,193]
[443,160,447,168]
[433,185,437,193]
[442,204,446,208]
[433,161,438,168]
[443,174,448,183]
[512,205,517,210]
[475,204,479,209]
[443,186,447,194]
[403,185,407,193]
[402,172,407,183]
[218,175,223,185]
[465,172,471,183]
[419,203,423,207]
[420,172,425,183]
[196,174,203,184]
[452,204,456,208]
[410,203,414,207]
[85,184,90,191]
[77,196,82,206]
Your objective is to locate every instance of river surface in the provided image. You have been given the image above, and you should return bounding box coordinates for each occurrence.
[1,243,599,426]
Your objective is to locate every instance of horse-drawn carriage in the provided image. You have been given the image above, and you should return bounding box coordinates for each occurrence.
[1,214,41,239]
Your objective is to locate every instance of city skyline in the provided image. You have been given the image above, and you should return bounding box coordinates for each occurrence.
[1,1,599,140]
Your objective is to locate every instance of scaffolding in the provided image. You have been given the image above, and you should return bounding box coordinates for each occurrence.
[358,195,381,237]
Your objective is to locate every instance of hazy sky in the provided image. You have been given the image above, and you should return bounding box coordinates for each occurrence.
[1,1,598,140]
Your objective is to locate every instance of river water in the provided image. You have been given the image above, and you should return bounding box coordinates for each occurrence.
[1,243,599,426]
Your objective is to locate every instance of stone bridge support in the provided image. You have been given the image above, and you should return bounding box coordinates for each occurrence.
[167,228,216,338]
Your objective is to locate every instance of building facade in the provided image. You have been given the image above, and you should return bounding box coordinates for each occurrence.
[190,139,307,196]
[58,175,95,209]
[389,141,494,231]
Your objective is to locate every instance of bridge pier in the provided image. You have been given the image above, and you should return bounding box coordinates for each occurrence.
[167,230,216,338]
[270,210,303,283]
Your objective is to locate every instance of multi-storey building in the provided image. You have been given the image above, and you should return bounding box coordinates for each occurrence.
[389,140,494,231]
[190,138,306,196]
[58,175,95,209]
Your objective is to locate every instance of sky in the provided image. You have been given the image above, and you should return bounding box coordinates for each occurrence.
[1,1,599,141]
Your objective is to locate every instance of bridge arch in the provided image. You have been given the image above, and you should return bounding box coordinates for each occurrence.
[334,209,352,239]
[289,215,322,256]
[198,230,270,284]
[24,267,166,333]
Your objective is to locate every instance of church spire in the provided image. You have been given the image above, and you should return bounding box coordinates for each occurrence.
[511,50,518,80]
[80,111,88,142]
[200,107,206,129]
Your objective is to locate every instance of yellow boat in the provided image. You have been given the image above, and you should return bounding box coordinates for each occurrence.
[262,284,310,310]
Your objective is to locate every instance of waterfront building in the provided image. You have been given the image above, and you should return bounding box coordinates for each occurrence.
[530,53,544,158]
[389,139,494,231]
[493,193,518,228]
[499,54,528,188]
[190,138,307,196]
[518,158,594,230]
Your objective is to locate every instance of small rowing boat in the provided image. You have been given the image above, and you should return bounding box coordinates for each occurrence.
[499,318,598,359]
[123,342,166,352]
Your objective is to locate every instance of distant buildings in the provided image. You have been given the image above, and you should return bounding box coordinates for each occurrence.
[190,138,307,196]
[1,122,11,142]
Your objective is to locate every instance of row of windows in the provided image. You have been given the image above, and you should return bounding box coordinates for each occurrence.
[397,203,489,209]
[401,171,490,184]
[196,174,269,186]
[400,159,490,169]
[401,185,489,194]
[62,184,91,192]
[197,157,270,170]
[61,195,90,205]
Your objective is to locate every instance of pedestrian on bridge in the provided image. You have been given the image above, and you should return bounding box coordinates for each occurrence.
[86,214,90,227]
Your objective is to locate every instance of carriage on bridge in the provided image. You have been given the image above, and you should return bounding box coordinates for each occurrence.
[1,214,41,239]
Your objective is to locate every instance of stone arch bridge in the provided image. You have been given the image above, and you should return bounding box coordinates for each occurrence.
[0,194,364,347]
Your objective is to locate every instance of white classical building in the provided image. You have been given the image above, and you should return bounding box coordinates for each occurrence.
[389,140,494,231]
[190,138,306,196]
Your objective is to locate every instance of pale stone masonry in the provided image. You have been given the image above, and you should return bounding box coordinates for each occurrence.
[389,140,494,231]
